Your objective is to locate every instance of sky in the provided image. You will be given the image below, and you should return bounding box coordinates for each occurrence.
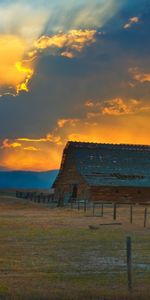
[0,0,150,171]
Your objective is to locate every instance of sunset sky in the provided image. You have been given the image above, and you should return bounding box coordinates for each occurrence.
[0,0,150,171]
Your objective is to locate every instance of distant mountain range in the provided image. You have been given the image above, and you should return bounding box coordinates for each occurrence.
[0,170,59,189]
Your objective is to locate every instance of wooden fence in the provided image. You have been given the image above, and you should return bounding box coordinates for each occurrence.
[15,192,149,227]
[69,200,149,228]
[16,190,55,203]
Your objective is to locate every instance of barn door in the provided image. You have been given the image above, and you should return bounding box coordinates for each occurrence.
[71,184,78,200]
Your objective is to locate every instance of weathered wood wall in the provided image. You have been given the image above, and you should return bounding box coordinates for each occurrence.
[54,164,89,202]
[90,186,150,203]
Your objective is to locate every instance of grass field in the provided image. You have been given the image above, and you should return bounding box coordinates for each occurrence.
[0,195,150,300]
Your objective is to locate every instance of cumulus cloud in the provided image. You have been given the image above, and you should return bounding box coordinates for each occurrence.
[1,139,22,149]
[0,0,121,97]
[0,30,96,96]
[129,67,150,83]
[34,30,96,58]
[53,100,150,148]
[101,98,141,116]
[57,118,80,128]
[85,98,149,116]
[123,16,139,29]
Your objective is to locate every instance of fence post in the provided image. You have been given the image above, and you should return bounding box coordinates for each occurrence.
[101,203,104,217]
[144,208,148,228]
[126,236,132,291]
[84,199,87,212]
[71,199,73,209]
[93,203,95,216]
[130,205,133,224]
[34,193,37,202]
[78,200,80,211]
[113,203,117,220]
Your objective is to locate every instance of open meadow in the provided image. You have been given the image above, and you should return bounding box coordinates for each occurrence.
[0,194,150,300]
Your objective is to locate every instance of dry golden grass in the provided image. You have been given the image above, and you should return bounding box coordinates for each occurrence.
[0,195,150,300]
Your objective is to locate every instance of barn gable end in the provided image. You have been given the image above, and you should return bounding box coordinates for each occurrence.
[53,143,89,203]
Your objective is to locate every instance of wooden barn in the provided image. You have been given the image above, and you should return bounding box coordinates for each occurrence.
[53,141,150,204]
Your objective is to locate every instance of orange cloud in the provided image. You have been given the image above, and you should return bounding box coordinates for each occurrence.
[0,137,62,171]
[34,30,96,58]
[0,35,33,95]
[17,137,49,142]
[85,100,95,107]
[124,17,139,29]
[57,118,79,128]
[129,68,150,83]
[1,139,22,149]
[56,114,150,147]
[57,107,150,146]
[15,62,34,93]
[84,98,149,116]
[1,149,61,171]
[23,147,39,151]
[101,98,140,116]
[0,30,97,96]
[1,97,150,171]
[61,51,75,59]
[17,134,62,145]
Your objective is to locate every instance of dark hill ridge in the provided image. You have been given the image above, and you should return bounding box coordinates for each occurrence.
[0,170,59,189]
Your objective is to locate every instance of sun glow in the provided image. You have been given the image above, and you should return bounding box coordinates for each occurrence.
[0,35,34,95]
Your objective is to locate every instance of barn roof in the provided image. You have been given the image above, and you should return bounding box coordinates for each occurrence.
[60,141,150,187]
